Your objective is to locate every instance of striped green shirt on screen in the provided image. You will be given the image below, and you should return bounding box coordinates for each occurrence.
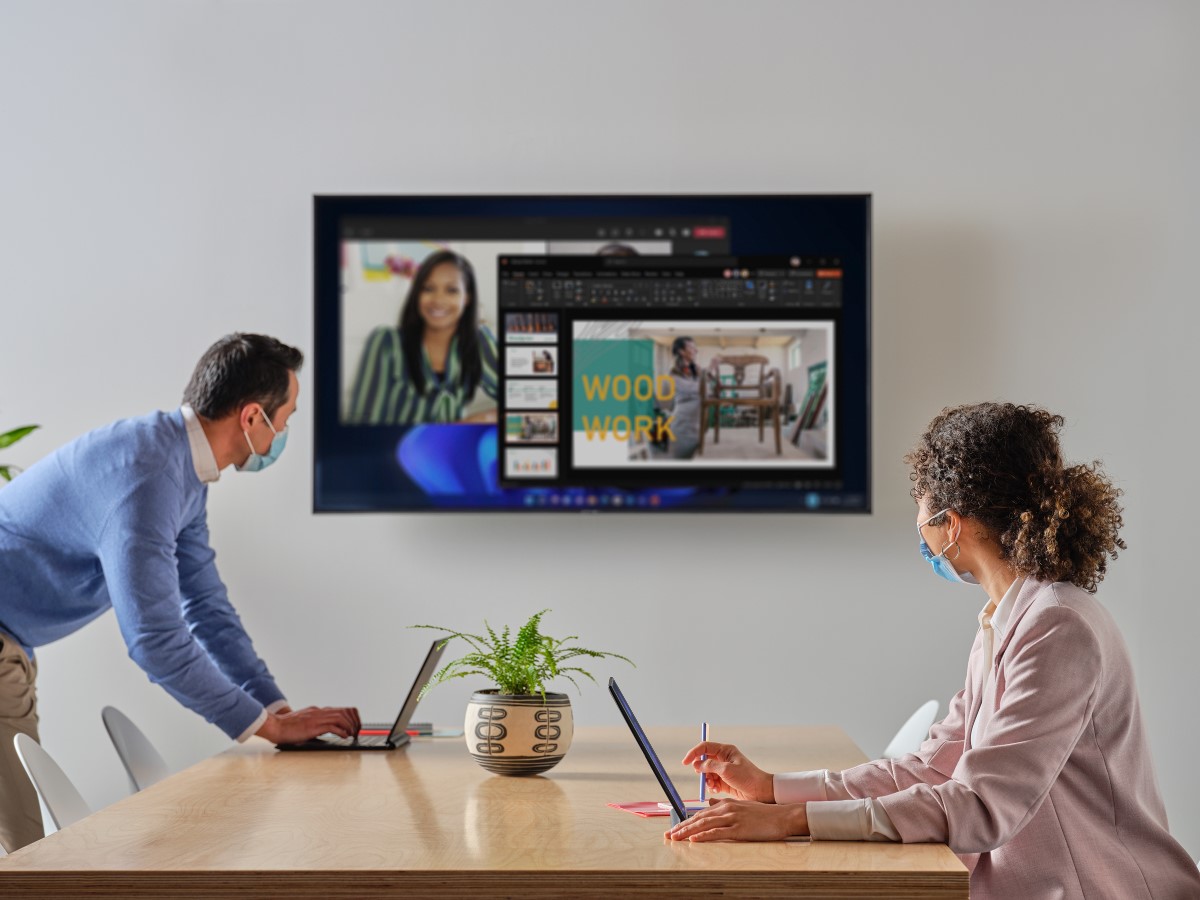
[348,325,499,424]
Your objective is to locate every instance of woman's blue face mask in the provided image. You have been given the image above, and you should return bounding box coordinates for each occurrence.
[917,508,979,585]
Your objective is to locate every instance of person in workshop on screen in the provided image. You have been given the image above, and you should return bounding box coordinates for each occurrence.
[0,334,360,852]
[348,250,499,425]
[667,402,1200,900]
[653,336,701,460]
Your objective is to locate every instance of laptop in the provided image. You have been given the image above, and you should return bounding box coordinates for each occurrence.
[277,639,445,752]
[608,677,694,822]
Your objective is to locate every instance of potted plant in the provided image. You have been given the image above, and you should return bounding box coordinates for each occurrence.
[0,424,39,482]
[412,609,633,776]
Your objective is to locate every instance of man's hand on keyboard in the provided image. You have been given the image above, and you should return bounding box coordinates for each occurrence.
[257,705,362,744]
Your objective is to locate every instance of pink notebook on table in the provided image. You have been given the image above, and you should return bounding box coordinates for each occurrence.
[608,800,706,818]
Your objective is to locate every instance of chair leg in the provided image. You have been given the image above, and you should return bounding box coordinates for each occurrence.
[774,408,782,455]
[758,407,764,442]
[699,407,707,455]
[714,403,720,444]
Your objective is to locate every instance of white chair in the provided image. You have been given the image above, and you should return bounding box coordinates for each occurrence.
[882,699,939,759]
[101,705,169,793]
[12,733,92,831]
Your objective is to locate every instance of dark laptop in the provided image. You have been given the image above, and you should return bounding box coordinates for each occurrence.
[277,639,445,752]
[608,677,692,821]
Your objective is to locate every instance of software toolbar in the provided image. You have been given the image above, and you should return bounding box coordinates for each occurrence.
[498,256,843,309]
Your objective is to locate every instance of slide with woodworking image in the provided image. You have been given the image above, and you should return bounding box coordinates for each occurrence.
[571,320,834,468]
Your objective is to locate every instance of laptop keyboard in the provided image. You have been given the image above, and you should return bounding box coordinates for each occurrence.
[322,733,391,748]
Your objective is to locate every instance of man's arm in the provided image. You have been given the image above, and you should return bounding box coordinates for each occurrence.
[98,479,267,740]
[175,499,286,712]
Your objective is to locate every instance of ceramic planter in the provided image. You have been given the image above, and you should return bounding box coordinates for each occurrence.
[464,690,573,776]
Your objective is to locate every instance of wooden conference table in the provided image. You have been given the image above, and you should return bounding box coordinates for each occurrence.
[0,725,968,898]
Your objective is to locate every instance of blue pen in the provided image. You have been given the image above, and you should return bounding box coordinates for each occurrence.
[699,722,708,802]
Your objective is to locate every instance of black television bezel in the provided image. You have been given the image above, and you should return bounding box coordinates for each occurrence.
[313,193,871,514]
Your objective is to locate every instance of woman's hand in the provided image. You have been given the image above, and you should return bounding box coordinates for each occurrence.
[665,799,809,843]
[681,741,775,803]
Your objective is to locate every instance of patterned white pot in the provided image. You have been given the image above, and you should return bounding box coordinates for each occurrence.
[464,690,573,776]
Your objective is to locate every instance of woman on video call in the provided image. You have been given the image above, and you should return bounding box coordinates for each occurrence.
[348,249,499,425]
[668,403,1200,900]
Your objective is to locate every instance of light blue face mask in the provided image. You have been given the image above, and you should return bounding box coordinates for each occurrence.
[917,507,979,585]
[236,408,288,473]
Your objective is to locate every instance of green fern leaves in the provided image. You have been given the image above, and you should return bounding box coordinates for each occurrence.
[411,608,633,699]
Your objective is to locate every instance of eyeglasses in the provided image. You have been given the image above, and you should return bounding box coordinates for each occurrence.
[916,508,953,561]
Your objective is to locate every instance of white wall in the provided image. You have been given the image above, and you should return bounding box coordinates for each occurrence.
[1,0,1197,858]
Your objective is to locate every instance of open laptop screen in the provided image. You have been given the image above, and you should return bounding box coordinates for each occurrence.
[387,639,447,744]
[608,677,690,821]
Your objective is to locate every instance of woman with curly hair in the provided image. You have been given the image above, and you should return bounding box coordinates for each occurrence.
[668,403,1200,899]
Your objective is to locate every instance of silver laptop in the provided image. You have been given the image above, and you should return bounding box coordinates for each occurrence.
[276,639,445,752]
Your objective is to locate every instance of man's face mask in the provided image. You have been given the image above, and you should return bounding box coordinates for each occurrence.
[236,407,288,473]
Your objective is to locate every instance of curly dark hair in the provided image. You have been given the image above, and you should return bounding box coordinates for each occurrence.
[905,402,1125,593]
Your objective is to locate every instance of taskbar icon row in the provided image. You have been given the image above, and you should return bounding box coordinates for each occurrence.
[512,491,864,511]
[521,492,662,509]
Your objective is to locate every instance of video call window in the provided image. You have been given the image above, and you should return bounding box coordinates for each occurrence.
[338,218,730,427]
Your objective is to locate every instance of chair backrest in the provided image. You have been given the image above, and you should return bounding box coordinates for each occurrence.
[709,354,770,390]
[882,699,940,759]
[12,733,92,830]
[101,705,169,793]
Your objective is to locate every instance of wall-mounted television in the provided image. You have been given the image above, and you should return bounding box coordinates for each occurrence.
[314,194,870,512]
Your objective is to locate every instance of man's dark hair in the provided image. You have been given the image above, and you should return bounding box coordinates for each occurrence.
[182,333,304,420]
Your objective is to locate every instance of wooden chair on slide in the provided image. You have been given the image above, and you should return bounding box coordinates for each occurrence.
[698,355,783,456]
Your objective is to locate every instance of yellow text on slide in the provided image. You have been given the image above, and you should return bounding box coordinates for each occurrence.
[580,416,675,442]
[580,374,676,403]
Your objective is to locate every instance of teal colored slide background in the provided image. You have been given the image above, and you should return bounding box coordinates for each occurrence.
[572,339,657,430]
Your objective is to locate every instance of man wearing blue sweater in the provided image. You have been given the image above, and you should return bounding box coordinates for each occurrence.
[0,333,360,851]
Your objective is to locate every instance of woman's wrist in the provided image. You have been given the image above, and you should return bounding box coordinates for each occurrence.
[758,770,777,803]
[788,802,810,836]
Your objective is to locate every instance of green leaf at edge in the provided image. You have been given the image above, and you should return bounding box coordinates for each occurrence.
[0,425,39,450]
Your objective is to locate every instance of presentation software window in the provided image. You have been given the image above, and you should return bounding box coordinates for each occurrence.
[496,254,844,493]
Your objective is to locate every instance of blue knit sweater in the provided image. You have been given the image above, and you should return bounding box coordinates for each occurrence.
[0,410,283,739]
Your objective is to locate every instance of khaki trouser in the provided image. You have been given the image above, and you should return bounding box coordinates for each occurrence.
[0,632,43,852]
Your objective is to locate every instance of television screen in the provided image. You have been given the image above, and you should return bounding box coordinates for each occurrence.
[314,195,870,512]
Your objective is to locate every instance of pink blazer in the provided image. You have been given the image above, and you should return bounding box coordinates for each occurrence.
[840,579,1200,899]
